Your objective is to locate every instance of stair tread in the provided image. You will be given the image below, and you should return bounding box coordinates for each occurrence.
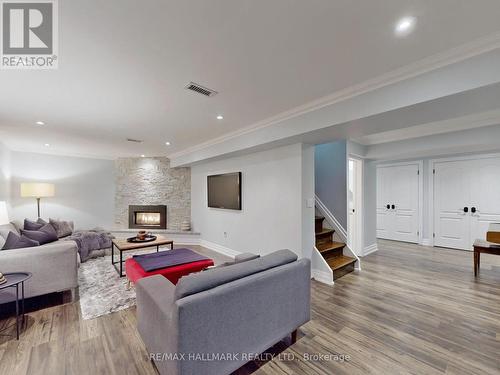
[315,228,334,236]
[317,241,345,252]
[326,255,356,271]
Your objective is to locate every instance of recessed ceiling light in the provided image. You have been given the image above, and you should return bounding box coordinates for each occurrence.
[165,141,171,146]
[36,121,45,126]
[395,16,416,36]
[216,115,224,120]
[44,143,50,147]
[141,154,145,158]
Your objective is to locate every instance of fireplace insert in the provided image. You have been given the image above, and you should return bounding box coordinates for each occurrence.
[129,205,167,229]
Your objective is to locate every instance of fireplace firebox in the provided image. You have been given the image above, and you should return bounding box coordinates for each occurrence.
[129,205,167,229]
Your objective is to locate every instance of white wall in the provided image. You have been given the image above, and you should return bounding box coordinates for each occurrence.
[9,151,115,229]
[0,142,11,206]
[347,141,367,158]
[191,143,314,258]
[363,161,378,250]
[301,144,315,259]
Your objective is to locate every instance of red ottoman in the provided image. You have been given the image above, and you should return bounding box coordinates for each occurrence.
[125,257,214,285]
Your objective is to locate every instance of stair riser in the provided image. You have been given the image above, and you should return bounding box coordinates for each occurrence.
[315,218,324,233]
[315,232,333,244]
[332,263,355,280]
[321,248,344,259]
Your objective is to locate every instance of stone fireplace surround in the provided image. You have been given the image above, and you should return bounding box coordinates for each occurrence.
[114,157,190,231]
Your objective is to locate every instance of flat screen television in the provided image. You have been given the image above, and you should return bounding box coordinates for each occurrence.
[207,172,241,210]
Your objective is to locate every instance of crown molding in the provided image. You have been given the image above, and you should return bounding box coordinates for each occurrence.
[168,31,500,160]
[4,144,117,160]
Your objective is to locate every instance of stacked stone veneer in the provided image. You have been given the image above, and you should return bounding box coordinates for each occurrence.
[114,157,190,230]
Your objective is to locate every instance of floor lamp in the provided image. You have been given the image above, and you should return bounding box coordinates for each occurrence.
[20,183,55,218]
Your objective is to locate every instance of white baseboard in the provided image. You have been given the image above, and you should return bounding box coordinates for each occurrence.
[199,240,240,258]
[175,240,202,246]
[420,238,432,247]
[312,269,334,285]
[362,243,378,256]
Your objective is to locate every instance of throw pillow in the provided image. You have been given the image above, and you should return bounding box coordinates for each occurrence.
[0,223,20,239]
[20,223,58,245]
[0,234,5,249]
[24,218,47,231]
[2,231,40,250]
[49,218,74,238]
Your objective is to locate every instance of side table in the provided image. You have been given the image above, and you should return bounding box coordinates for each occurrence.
[0,272,32,340]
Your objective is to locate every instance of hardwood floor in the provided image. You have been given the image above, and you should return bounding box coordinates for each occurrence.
[1,241,500,374]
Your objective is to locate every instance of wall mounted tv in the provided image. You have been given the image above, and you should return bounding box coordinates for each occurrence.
[207,172,241,210]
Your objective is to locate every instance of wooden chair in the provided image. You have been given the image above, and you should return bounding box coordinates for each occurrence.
[473,226,500,276]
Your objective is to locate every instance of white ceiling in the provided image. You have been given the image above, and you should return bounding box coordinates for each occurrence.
[352,109,500,146]
[2,0,500,159]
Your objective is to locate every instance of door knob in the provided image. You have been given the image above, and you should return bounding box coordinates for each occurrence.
[471,207,477,214]
[463,207,469,213]
[391,204,396,210]
[386,204,390,209]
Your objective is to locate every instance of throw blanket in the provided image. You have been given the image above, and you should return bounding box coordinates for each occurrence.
[66,228,114,262]
[133,248,210,272]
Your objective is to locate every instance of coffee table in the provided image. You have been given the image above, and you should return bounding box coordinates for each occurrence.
[112,235,174,277]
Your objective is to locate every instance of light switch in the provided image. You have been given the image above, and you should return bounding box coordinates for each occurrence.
[306,198,314,208]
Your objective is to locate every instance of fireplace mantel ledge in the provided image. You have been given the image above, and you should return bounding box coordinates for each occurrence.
[110,229,200,235]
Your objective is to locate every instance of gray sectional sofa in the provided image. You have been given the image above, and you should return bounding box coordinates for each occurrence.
[136,249,311,375]
[0,223,78,300]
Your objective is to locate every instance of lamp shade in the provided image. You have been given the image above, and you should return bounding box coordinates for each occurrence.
[0,201,9,225]
[20,183,55,198]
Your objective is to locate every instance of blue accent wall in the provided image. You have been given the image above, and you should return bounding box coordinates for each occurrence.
[314,141,347,229]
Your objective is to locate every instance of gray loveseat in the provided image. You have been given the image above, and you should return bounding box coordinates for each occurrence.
[136,249,311,375]
[0,223,78,300]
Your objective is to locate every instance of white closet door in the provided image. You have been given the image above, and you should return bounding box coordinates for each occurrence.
[469,158,500,246]
[391,164,419,243]
[376,166,393,239]
[433,161,471,250]
[376,164,420,243]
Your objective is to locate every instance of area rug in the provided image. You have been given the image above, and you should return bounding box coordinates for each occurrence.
[78,247,169,320]
[78,252,136,320]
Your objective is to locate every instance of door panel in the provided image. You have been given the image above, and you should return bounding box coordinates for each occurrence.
[376,167,392,239]
[469,158,500,245]
[433,161,470,250]
[434,157,500,251]
[377,164,420,243]
[392,165,419,242]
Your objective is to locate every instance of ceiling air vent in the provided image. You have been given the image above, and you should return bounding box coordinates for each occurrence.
[126,138,143,143]
[185,82,218,97]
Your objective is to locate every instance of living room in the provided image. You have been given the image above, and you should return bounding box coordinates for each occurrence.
[2,1,500,374]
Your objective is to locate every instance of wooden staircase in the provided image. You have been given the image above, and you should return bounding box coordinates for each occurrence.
[315,216,356,280]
